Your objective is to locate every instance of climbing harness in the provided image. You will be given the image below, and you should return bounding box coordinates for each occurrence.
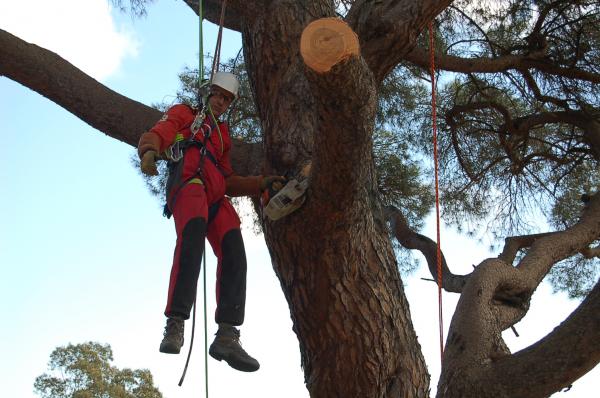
[429,21,445,363]
[162,116,226,220]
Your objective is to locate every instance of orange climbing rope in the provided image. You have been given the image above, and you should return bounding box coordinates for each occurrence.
[429,21,444,363]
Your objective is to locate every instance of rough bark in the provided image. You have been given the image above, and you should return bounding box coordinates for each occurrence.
[239,1,436,395]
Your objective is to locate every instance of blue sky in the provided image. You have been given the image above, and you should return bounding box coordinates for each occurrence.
[0,1,597,397]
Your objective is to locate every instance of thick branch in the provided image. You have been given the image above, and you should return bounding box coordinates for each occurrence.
[441,264,599,398]
[0,28,263,175]
[480,278,600,397]
[440,259,530,393]
[518,192,600,283]
[403,47,600,84]
[0,28,159,146]
[385,206,468,292]
[346,0,453,81]
[498,232,556,264]
[511,110,597,133]
[440,195,600,397]
[448,103,600,161]
[513,111,600,160]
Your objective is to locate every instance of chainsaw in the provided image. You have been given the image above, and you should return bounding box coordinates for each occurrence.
[261,162,311,221]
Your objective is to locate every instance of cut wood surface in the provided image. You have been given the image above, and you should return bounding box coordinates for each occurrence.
[300,18,360,73]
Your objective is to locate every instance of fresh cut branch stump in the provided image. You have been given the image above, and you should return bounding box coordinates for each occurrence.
[300,18,360,73]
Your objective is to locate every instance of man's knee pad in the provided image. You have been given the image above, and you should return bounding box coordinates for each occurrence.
[180,217,207,267]
[168,217,207,318]
[216,229,247,325]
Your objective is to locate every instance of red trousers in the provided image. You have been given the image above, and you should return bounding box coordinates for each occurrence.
[165,182,247,326]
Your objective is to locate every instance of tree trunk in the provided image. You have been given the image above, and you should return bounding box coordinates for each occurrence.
[238,2,429,397]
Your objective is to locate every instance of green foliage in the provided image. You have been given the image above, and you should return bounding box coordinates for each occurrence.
[364,0,600,289]
[425,0,600,294]
[546,162,600,298]
[34,342,162,398]
[432,0,600,236]
[372,66,436,274]
[374,135,432,224]
[375,66,435,229]
[550,161,600,229]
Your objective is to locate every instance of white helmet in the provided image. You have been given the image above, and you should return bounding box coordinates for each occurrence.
[212,72,240,98]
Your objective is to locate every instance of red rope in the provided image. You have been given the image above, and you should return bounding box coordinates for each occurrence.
[429,21,444,363]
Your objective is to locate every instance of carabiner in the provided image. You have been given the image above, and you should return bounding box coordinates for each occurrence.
[166,140,184,162]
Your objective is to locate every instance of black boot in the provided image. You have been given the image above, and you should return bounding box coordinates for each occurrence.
[159,317,184,354]
[209,325,259,372]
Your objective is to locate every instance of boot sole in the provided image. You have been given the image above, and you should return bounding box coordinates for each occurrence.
[160,342,182,354]
[209,346,260,372]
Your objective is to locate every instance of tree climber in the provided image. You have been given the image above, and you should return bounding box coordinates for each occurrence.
[137,72,283,372]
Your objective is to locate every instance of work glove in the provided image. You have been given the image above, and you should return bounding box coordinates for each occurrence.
[138,131,161,159]
[140,151,159,176]
[137,132,161,176]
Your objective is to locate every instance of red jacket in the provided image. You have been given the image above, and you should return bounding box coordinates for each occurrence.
[150,104,233,205]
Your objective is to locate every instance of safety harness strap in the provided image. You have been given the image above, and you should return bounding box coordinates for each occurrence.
[163,122,228,220]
